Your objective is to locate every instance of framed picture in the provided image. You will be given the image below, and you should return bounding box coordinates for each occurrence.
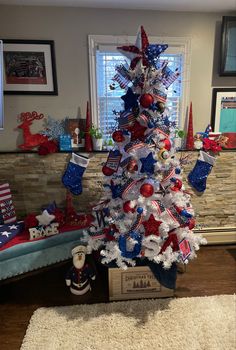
[211,88,236,149]
[219,16,236,76]
[2,39,58,95]
[66,118,86,149]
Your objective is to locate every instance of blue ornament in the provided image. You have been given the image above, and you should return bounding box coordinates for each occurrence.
[119,231,142,259]
[121,87,139,110]
[137,207,143,214]
[140,153,157,175]
[175,168,181,174]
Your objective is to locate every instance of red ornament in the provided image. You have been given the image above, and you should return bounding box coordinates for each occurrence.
[163,138,171,151]
[139,93,154,108]
[123,201,136,213]
[171,179,183,191]
[127,159,138,173]
[140,183,154,197]
[112,130,124,143]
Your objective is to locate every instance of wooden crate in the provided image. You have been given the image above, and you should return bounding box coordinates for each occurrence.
[108,266,174,301]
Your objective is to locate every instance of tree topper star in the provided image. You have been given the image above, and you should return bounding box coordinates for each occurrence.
[117,26,149,69]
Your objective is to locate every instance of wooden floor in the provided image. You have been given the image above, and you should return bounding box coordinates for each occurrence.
[0,244,235,350]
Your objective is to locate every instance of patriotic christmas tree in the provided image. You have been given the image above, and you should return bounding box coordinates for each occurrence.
[84,26,206,269]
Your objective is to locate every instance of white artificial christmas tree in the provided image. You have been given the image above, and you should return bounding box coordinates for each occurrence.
[84,26,206,270]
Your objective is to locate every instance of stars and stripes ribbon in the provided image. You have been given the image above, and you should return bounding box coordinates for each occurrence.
[137,110,152,126]
[0,183,17,224]
[118,110,136,129]
[120,156,132,169]
[0,221,24,248]
[161,168,175,186]
[151,200,166,215]
[166,207,187,225]
[121,178,138,198]
[128,212,143,234]
[124,140,145,153]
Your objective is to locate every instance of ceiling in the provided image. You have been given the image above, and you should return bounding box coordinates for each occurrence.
[0,0,235,12]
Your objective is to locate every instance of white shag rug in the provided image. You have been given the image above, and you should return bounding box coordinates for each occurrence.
[21,295,235,350]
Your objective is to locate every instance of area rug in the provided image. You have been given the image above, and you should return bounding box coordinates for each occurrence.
[21,294,235,350]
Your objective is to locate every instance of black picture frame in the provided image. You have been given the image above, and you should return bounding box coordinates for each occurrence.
[219,16,236,76]
[2,39,58,95]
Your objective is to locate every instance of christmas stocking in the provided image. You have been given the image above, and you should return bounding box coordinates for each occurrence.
[62,153,89,195]
[0,183,17,224]
[188,150,216,193]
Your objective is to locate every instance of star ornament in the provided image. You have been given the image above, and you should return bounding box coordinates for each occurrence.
[143,214,162,236]
[121,88,139,110]
[36,210,55,226]
[117,26,149,69]
[140,152,157,175]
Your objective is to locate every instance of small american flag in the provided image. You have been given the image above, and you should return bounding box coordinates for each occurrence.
[118,111,136,129]
[0,183,17,224]
[0,221,24,248]
[113,65,131,89]
[162,66,179,89]
[124,140,145,153]
[152,88,167,103]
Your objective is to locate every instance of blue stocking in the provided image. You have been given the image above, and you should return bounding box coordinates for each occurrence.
[62,153,89,195]
[188,151,215,193]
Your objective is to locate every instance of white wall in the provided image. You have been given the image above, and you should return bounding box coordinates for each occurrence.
[0,5,235,150]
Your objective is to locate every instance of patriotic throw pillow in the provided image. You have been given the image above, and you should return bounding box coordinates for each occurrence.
[0,183,17,224]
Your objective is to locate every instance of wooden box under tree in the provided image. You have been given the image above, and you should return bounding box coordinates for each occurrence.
[108,266,174,301]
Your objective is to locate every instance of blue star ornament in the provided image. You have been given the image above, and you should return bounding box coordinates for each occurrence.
[121,88,139,110]
[140,152,157,175]
[145,44,168,66]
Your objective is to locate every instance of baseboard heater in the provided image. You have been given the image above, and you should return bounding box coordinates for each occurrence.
[194,227,236,244]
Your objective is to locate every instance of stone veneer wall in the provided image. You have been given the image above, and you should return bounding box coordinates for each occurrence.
[0,151,235,228]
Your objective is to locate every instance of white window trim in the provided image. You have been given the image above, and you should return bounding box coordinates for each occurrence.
[88,34,191,129]
[0,40,3,130]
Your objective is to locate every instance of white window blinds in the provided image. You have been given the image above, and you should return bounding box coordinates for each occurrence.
[96,49,183,139]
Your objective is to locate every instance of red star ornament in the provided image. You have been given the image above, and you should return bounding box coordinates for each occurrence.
[117,26,149,69]
[143,214,162,236]
[128,121,147,141]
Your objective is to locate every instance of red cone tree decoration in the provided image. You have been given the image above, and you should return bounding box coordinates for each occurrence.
[186,102,194,150]
[85,101,93,152]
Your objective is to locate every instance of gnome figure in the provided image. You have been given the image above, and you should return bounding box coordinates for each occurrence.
[65,245,96,295]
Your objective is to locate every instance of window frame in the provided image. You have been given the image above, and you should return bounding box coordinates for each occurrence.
[88,34,191,130]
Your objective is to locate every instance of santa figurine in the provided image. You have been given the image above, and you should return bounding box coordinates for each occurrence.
[65,245,96,295]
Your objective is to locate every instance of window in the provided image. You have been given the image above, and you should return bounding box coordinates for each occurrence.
[89,35,190,139]
[0,40,3,129]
